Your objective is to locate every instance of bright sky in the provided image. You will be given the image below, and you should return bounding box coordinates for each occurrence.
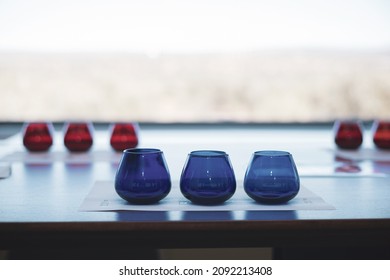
[0,0,389,53]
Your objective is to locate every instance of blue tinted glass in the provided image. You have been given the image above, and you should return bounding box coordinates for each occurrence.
[180,150,236,205]
[115,148,171,204]
[244,150,300,204]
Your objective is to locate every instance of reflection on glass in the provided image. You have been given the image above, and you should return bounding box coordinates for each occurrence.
[182,211,233,221]
[372,120,390,150]
[245,210,298,221]
[180,150,236,205]
[115,148,171,204]
[244,151,300,204]
[335,164,361,174]
[116,211,169,222]
[110,122,139,152]
[22,122,54,152]
[63,122,94,152]
[333,120,363,150]
[372,161,390,175]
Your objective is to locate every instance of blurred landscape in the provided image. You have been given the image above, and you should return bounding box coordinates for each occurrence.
[1,50,389,122]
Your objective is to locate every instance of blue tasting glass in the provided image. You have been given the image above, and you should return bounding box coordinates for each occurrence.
[180,150,236,205]
[115,148,171,204]
[244,150,300,204]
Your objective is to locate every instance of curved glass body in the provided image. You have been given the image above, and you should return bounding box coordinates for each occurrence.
[372,120,390,150]
[333,120,363,150]
[22,122,54,152]
[110,122,139,152]
[180,150,236,205]
[244,151,300,204]
[115,148,171,204]
[63,122,94,152]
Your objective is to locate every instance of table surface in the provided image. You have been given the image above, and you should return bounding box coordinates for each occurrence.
[1,123,390,250]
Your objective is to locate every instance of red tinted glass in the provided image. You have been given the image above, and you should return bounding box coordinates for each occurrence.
[110,123,139,151]
[63,122,93,152]
[334,120,363,150]
[23,122,53,152]
[372,120,390,150]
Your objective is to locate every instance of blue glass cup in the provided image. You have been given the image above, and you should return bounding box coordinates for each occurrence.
[115,148,171,204]
[180,150,236,205]
[244,151,300,204]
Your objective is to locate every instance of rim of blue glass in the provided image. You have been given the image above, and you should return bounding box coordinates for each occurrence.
[254,150,291,157]
[123,148,162,154]
[189,150,227,157]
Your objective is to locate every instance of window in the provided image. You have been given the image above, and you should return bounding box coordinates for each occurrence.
[1,0,389,122]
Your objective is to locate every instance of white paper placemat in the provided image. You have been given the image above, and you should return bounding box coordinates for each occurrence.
[0,163,11,179]
[79,181,335,212]
[298,162,387,177]
[331,148,390,162]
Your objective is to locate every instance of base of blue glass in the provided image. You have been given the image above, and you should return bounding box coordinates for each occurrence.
[116,191,169,205]
[246,192,298,204]
[182,193,234,205]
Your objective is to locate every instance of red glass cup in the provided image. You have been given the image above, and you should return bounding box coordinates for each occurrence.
[372,120,390,150]
[63,122,93,152]
[333,120,363,150]
[22,122,54,152]
[110,123,139,152]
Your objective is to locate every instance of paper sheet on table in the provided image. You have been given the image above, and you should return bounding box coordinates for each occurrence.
[0,150,122,164]
[79,181,335,212]
[331,148,390,162]
[0,163,11,178]
[298,162,387,177]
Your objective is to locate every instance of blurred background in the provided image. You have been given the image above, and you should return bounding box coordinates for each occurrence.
[0,0,389,123]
